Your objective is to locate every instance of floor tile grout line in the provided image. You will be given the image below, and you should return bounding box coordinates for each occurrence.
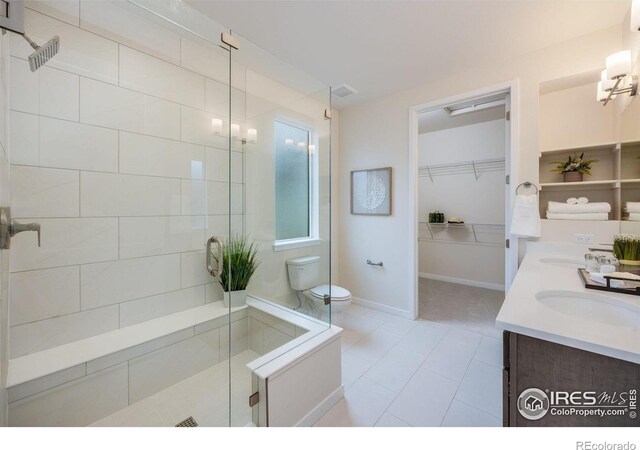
[436,345,484,427]
[453,397,503,422]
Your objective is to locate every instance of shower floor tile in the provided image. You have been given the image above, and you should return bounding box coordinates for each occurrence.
[90,349,259,427]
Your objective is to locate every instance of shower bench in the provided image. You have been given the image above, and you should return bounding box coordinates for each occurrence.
[6,297,342,426]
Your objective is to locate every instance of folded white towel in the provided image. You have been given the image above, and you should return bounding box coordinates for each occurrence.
[566,197,578,204]
[577,197,589,204]
[546,212,609,220]
[626,202,640,213]
[628,213,640,221]
[511,194,541,237]
[547,201,611,214]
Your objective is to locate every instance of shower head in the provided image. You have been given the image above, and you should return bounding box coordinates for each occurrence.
[22,34,59,72]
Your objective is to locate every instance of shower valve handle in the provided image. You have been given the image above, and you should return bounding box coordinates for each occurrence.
[10,220,41,247]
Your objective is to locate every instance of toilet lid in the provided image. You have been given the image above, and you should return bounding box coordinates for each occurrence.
[310,284,351,301]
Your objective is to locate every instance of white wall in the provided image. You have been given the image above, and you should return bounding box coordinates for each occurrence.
[338,25,625,317]
[418,118,505,288]
[539,82,617,151]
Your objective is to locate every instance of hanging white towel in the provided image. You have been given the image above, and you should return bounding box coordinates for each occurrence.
[547,201,611,214]
[511,194,541,237]
[577,197,589,204]
[628,213,640,221]
[546,212,609,220]
[626,202,640,213]
[566,197,578,204]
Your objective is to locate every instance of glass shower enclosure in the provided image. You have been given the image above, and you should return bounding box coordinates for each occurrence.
[1,0,332,427]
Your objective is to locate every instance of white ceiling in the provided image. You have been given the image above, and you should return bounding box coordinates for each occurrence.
[419,105,505,134]
[186,0,631,109]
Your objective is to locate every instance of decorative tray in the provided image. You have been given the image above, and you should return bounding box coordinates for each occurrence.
[577,268,640,296]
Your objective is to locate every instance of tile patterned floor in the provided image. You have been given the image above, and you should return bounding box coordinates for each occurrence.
[315,280,505,427]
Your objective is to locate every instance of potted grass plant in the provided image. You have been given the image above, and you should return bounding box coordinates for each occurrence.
[550,153,597,182]
[613,234,640,266]
[215,235,260,307]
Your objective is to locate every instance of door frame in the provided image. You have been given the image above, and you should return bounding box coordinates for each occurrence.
[408,80,520,320]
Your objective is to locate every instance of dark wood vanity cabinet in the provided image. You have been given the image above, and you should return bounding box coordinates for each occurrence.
[503,331,640,427]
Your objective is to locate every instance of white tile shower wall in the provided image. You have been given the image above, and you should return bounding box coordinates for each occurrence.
[7,1,247,359]
[10,165,79,218]
[0,31,9,427]
[10,305,119,358]
[10,266,80,326]
[80,254,181,310]
[25,0,80,27]
[8,363,128,427]
[40,117,119,172]
[248,309,297,356]
[119,46,205,110]
[8,112,38,166]
[79,0,181,65]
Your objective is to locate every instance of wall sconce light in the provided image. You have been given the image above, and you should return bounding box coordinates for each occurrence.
[597,50,638,106]
[230,123,240,139]
[246,128,257,143]
[211,118,223,135]
[632,0,640,32]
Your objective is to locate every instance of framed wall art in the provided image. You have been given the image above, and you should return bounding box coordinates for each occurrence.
[350,167,392,216]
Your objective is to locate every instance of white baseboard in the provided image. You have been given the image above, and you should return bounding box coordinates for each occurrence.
[295,385,344,427]
[351,296,414,320]
[419,272,504,291]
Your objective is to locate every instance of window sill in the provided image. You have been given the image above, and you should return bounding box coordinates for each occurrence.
[273,237,322,252]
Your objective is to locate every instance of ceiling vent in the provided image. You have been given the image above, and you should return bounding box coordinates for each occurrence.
[332,84,358,98]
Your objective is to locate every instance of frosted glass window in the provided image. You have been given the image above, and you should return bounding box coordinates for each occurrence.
[275,120,310,240]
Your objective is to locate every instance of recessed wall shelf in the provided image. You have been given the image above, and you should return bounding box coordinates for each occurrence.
[539,180,619,190]
[539,141,619,156]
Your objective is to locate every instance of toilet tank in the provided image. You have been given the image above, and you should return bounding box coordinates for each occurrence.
[286,256,320,291]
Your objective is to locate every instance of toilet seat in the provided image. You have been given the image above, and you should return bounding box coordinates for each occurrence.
[310,284,351,302]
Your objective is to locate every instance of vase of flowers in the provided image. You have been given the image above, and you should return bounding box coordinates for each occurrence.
[550,153,597,182]
[214,235,260,307]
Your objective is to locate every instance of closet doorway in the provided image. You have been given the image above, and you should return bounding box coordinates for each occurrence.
[409,84,519,333]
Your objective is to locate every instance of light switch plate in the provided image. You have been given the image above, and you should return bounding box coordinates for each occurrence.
[574,233,595,243]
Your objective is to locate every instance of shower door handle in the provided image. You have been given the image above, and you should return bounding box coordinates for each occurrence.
[206,236,223,277]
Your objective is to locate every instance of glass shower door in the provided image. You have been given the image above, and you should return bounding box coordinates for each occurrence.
[4,0,237,427]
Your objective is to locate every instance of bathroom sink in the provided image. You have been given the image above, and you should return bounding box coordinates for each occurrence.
[535,290,640,328]
[539,257,584,269]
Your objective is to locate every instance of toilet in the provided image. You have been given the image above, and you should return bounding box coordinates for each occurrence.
[286,256,352,325]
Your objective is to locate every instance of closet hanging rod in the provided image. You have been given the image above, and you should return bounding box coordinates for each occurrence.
[418,157,505,180]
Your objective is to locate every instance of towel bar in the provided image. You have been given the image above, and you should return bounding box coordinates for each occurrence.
[366,259,383,267]
[516,181,538,195]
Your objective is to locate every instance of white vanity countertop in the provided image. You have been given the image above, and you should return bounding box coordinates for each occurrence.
[496,242,640,364]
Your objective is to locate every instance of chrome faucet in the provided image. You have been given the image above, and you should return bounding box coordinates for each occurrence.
[0,207,41,249]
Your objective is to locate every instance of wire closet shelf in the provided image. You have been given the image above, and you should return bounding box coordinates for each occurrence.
[419,157,505,181]
[418,222,505,247]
